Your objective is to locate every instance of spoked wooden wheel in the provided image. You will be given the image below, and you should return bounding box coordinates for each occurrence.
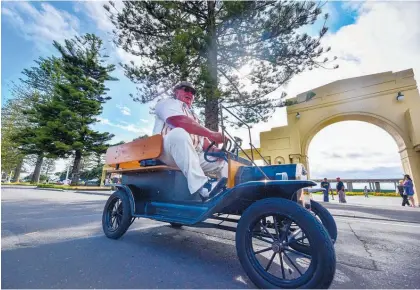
[102,190,133,239]
[236,198,336,289]
[250,215,314,285]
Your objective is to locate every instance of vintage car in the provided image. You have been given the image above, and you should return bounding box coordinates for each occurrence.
[101,109,337,289]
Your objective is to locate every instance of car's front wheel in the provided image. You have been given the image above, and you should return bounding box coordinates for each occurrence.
[236,198,336,289]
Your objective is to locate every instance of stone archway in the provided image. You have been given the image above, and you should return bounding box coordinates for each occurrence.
[253,69,420,203]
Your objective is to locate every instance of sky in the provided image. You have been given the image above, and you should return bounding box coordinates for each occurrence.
[2,0,419,180]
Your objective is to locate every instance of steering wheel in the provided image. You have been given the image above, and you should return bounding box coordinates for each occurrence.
[204,137,231,163]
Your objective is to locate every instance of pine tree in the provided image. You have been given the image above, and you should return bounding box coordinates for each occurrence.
[13,92,64,183]
[48,33,117,185]
[105,1,337,130]
[1,85,43,182]
[15,34,117,185]
[20,56,64,99]
[1,98,25,180]
[4,57,65,183]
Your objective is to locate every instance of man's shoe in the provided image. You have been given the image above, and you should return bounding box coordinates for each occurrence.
[199,177,227,202]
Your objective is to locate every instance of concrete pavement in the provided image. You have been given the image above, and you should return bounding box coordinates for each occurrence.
[1,187,420,288]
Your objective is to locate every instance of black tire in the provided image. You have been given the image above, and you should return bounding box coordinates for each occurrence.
[102,190,133,239]
[236,198,336,289]
[170,223,183,228]
[290,200,337,255]
[311,200,337,243]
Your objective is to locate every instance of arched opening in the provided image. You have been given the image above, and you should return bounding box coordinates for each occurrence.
[302,113,408,156]
[307,121,404,190]
[303,113,408,193]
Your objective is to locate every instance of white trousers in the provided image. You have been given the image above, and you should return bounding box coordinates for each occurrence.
[158,128,228,194]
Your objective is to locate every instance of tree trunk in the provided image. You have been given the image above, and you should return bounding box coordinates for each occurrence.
[6,171,13,183]
[204,0,219,131]
[70,150,82,186]
[12,157,24,182]
[31,154,44,184]
[45,164,50,178]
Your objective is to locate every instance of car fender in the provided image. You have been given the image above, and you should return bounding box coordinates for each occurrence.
[208,180,317,215]
[114,184,136,216]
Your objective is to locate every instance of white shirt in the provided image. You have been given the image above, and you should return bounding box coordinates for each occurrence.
[152,98,203,151]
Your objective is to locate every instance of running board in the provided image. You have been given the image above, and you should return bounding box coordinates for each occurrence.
[133,201,241,228]
[194,221,237,232]
[134,201,210,225]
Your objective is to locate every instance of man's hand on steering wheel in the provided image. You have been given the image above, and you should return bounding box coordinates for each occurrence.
[203,135,229,162]
[208,131,228,145]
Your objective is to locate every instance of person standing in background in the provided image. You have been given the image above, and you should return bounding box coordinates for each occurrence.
[364,186,369,198]
[336,177,346,203]
[397,180,410,206]
[403,174,416,207]
[321,178,331,202]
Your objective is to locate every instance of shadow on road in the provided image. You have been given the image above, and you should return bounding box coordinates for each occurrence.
[2,224,252,289]
[2,199,105,221]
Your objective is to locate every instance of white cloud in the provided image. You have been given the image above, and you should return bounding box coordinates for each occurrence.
[226,1,419,178]
[283,1,420,176]
[299,1,341,37]
[221,2,420,149]
[76,1,143,65]
[2,2,80,51]
[74,0,117,33]
[115,46,144,65]
[115,123,143,134]
[96,117,149,134]
[140,119,149,123]
[267,1,419,135]
[97,117,111,125]
[282,1,420,98]
[116,104,131,116]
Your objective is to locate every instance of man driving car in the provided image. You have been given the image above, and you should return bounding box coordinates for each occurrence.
[152,81,228,200]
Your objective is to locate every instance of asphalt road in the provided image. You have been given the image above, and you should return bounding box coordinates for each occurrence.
[2,187,420,289]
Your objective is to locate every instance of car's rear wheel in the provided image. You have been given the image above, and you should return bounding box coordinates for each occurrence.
[102,190,133,239]
[236,198,336,289]
[289,200,337,255]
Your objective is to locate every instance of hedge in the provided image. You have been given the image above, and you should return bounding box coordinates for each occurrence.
[37,184,72,190]
[1,182,37,186]
[313,191,400,197]
[36,184,112,191]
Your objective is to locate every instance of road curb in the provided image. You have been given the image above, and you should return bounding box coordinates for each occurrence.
[35,188,65,192]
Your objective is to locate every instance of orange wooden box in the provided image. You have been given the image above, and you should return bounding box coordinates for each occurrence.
[105,134,163,169]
